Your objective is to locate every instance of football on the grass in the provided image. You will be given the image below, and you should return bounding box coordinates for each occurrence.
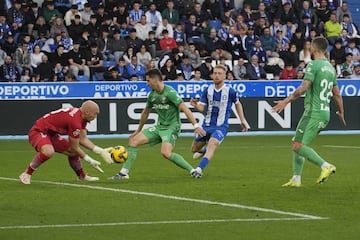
[110,146,128,163]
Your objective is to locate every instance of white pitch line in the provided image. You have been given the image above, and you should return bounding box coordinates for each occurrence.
[322,145,360,149]
[0,177,327,220]
[0,217,322,230]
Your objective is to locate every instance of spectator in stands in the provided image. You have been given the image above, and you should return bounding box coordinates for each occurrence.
[0,55,19,82]
[341,14,360,45]
[53,62,69,81]
[260,27,276,56]
[243,25,259,55]
[161,0,179,28]
[35,54,53,81]
[32,16,50,40]
[299,0,318,27]
[280,62,297,80]
[146,59,157,70]
[144,30,163,59]
[50,17,68,38]
[232,14,248,38]
[202,0,220,20]
[104,67,122,81]
[218,21,229,42]
[336,1,352,23]
[48,44,68,68]
[219,0,235,20]
[341,52,354,78]
[206,27,232,60]
[0,45,6,66]
[254,17,267,37]
[184,14,203,46]
[172,23,184,45]
[96,28,111,61]
[339,28,350,47]
[146,3,162,30]
[20,67,31,82]
[218,56,231,73]
[125,55,146,80]
[246,54,266,80]
[199,57,214,80]
[276,2,296,25]
[64,4,82,26]
[299,40,312,66]
[221,7,236,27]
[86,42,105,81]
[350,64,360,79]
[249,39,266,66]
[13,42,32,75]
[81,3,94,25]
[7,0,25,37]
[59,30,73,53]
[161,58,177,80]
[159,29,178,51]
[86,15,100,42]
[227,71,235,80]
[108,31,127,63]
[325,13,341,46]
[269,17,282,37]
[68,40,90,79]
[129,1,145,28]
[155,17,173,40]
[68,15,85,40]
[253,2,269,23]
[225,25,246,60]
[192,2,210,25]
[275,29,289,53]
[134,15,153,41]
[2,35,16,56]
[178,54,194,80]
[240,3,254,25]
[233,57,247,80]
[330,38,346,66]
[316,0,331,35]
[126,28,143,53]
[123,47,135,64]
[30,45,45,71]
[21,1,34,35]
[290,28,304,52]
[29,3,41,32]
[42,0,63,24]
[184,43,201,69]
[346,41,360,68]
[282,19,297,41]
[136,44,152,67]
[190,68,205,81]
[94,3,108,25]
[264,51,284,79]
[0,14,12,44]
[111,3,128,28]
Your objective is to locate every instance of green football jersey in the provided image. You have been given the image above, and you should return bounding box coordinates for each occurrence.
[303,58,337,120]
[146,85,183,129]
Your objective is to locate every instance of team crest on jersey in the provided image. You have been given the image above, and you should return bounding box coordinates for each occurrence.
[161,97,167,103]
[73,129,80,137]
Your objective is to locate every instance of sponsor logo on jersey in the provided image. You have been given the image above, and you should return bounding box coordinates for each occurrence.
[73,129,81,136]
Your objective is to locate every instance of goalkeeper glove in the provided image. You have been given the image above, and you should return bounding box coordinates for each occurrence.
[92,145,113,164]
[83,155,104,173]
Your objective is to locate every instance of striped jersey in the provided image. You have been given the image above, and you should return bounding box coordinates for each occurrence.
[199,84,239,129]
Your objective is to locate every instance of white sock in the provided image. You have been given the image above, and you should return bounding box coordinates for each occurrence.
[292,175,301,182]
[321,162,330,169]
[120,168,129,175]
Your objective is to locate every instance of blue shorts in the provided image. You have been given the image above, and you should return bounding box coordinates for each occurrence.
[194,126,227,143]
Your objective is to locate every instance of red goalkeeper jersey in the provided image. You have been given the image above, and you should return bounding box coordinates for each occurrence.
[32,107,87,139]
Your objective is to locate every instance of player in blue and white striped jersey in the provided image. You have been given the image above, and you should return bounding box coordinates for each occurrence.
[189,64,250,178]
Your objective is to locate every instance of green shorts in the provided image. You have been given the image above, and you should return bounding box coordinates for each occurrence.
[292,115,329,145]
[142,125,180,146]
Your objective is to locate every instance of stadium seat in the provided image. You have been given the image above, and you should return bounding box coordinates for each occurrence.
[209,20,222,31]
[77,75,89,81]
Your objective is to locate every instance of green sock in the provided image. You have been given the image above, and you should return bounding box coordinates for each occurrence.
[169,153,193,172]
[122,147,138,171]
[292,151,305,175]
[297,145,325,167]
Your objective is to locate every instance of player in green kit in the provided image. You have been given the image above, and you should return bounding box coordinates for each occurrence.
[110,69,206,180]
[272,36,346,187]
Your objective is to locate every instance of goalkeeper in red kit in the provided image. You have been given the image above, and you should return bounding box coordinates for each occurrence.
[19,100,114,184]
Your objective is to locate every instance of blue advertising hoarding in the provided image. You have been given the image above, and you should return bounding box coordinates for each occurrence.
[0,80,360,100]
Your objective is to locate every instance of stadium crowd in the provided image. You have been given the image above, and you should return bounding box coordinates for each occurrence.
[0,0,359,82]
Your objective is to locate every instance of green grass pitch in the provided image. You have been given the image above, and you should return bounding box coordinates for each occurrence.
[0,135,359,240]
